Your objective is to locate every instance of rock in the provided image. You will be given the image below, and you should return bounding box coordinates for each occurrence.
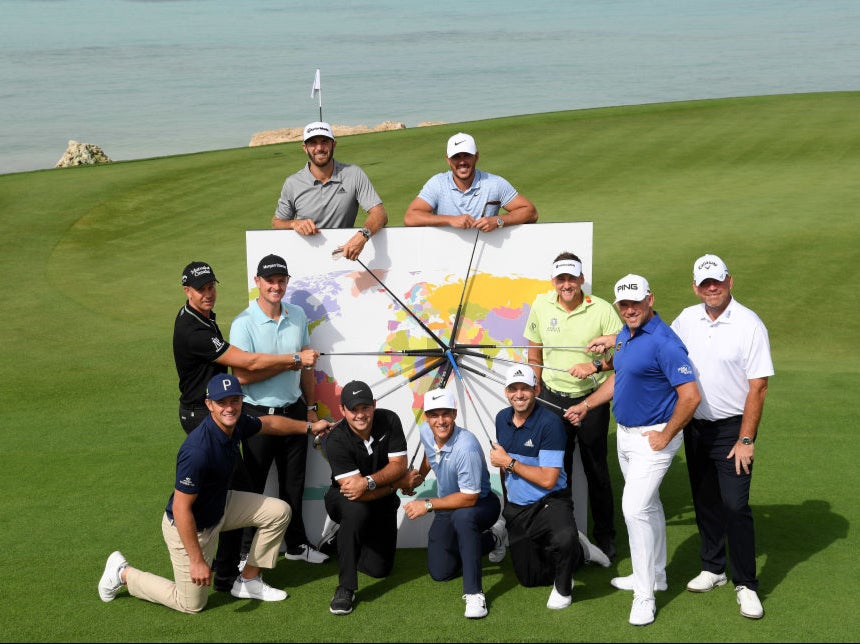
[56,140,112,168]
[249,120,442,147]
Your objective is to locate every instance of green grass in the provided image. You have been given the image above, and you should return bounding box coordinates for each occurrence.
[1,92,858,642]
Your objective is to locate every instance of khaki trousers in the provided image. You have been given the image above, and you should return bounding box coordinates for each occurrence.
[126,491,290,613]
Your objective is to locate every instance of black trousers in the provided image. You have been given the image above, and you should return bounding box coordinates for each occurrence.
[502,490,583,593]
[538,384,616,548]
[324,487,400,592]
[685,417,758,590]
[242,401,311,551]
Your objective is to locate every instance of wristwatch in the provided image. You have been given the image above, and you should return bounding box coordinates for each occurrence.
[307,403,318,412]
[740,436,754,445]
[359,227,372,240]
[424,499,434,512]
[306,422,313,434]
[365,475,377,491]
[506,458,517,473]
[496,216,504,229]
[293,353,301,366]
[592,359,603,374]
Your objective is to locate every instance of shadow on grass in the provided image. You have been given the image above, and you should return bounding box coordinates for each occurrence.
[666,498,848,601]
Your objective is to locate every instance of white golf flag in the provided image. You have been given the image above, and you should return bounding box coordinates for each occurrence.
[310,69,321,99]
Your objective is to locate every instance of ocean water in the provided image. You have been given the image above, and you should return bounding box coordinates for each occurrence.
[1,0,858,174]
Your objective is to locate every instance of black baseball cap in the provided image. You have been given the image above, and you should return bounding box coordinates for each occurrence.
[340,381,374,410]
[182,261,219,289]
[257,254,290,278]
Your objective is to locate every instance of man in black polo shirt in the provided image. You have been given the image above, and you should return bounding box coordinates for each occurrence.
[172,260,319,590]
[323,381,407,616]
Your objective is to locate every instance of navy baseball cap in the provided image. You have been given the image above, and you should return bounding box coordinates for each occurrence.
[341,381,374,410]
[206,374,243,401]
[182,261,219,290]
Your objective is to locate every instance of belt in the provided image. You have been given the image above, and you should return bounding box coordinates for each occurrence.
[692,415,742,427]
[243,401,300,416]
[617,422,668,434]
[542,383,594,400]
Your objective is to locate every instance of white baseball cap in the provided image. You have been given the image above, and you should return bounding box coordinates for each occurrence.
[505,364,536,388]
[423,388,457,412]
[551,258,582,278]
[303,121,335,142]
[446,133,478,157]
[613,274,651,303]
[693,254,729,286]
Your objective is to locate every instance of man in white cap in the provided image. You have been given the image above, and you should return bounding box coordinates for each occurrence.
[97,374,332,613]
[490,365,611,612]
[670,254,773,620]
[565,274,700,626]
[271,121,388,260]
[524,251,624,560]
[398,388,504,619]
[404,132,538,231]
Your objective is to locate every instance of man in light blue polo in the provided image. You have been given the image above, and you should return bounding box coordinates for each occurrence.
[404,132,538,232]
[399,388,504,619]
[229,254,327,565]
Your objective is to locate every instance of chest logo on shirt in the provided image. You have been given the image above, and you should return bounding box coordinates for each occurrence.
[546,317,561,333]
[211,337,226,351]
[523,438,534,447]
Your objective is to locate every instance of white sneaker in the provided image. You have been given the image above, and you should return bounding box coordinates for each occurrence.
[98,551,128,602]
[610,573,668,592]
[489,523,507,563]
[463,592,488,619]
[317,516,341,550]
[546,584,572,610]
[736,586,764,619]
[629,596,656,626]
[578,530,611,568]
[284,543,329,564]
[686,570,728,592]
[230,575,288,601]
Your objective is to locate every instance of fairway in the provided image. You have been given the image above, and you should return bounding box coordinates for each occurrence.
[0,92,857,642]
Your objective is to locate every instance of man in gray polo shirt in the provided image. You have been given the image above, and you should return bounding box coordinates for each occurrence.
[271,121,388,260]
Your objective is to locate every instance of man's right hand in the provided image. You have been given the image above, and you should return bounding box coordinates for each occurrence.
[292,218,320,236]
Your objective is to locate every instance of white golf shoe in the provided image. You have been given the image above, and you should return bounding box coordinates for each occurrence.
[463,592,488,618]
[686,570,728,592]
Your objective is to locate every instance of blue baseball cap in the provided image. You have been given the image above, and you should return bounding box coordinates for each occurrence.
[206,374,243,401]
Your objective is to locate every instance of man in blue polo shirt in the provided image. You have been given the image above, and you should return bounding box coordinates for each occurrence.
[97,374,332,613]
[566,274,701,626]
[404,132,538,232]
[399,388,505,619]
[489,365,610,612]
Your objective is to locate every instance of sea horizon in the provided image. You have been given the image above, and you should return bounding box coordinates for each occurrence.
[1,0,858,175]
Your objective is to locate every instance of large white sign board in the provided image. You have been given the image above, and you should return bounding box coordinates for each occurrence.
[246,223,594,547]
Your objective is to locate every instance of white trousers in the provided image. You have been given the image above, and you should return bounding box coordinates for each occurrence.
[616,423,682,600]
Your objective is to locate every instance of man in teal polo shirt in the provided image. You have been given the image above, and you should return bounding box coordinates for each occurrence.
[230,254,327,564]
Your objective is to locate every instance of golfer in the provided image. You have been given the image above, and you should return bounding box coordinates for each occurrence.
[97,374,332,613]
[404,132,538,231]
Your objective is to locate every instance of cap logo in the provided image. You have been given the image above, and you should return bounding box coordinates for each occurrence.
[616,283,640,293]
[189,266,211,277]
[261,262,287,271]
[351,389,363,395]
[306,126,329,134]
[219,378,232,391]
[697,259,719,271]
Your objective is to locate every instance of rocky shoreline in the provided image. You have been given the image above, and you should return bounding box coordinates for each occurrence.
[248,120,445,146]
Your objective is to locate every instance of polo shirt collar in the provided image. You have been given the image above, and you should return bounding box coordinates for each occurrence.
[184,302,216,325]
[250,299,287,325]
[696,296,737,323]
[446,169,481,195]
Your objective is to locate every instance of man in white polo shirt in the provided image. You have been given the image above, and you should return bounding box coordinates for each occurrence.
[404,132,538,232]
[271,121,388,260]
[670,254,773,620]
